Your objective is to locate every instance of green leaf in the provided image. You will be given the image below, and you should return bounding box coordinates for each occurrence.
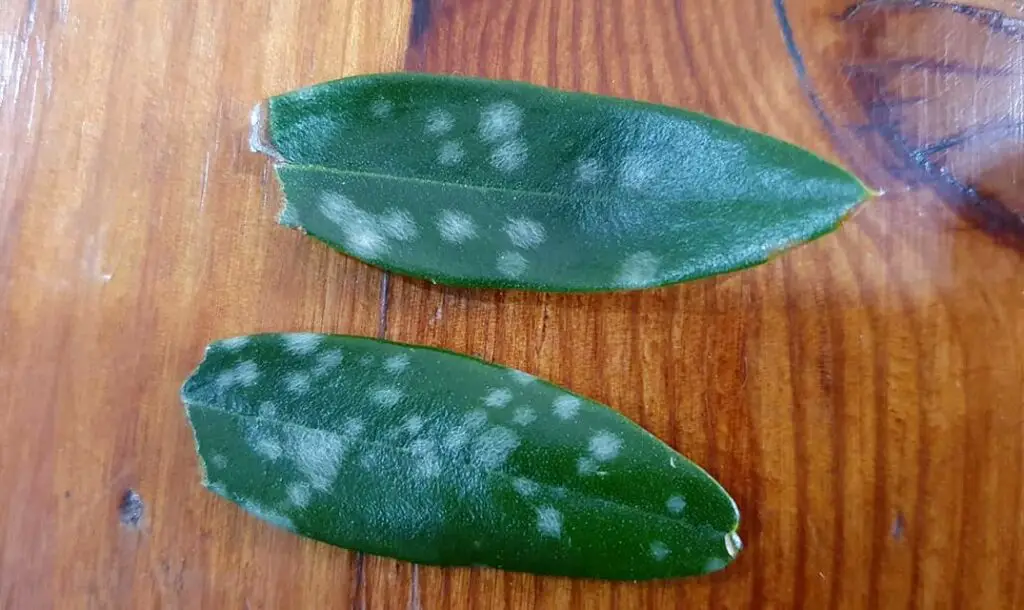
[181,333,742,580]
[254,72,873,292]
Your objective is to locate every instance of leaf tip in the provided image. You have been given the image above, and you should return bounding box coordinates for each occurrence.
[249,101,284,162]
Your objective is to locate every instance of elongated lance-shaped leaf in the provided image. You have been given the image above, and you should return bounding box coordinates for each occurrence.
[253,72,874,292]
[181,333,742,580]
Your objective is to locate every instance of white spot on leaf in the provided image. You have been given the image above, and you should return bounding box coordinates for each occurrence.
[380,209,419,241]
[552,396,581,420]
[496,251,528,278]
[650,541,671,561]
[403,415,425,435]
[464,409,488,429]
[444,426,470,453]
[217,360,259,389]
[577,456,598,476]
[219,336,250,351]
[370,98,393,118]
[616,252,661,288]
[210,454,228,469]
[618,151,659,190]
[472,426,519,470]
[254,437,283,461]
[258,402,277,418]
[313,350,343,376]
[509,370,536,385]
[436,209,477,244]
[484,388,513,408]
[512,477,540,497]
[410,438,441,479]
[437,140,465,166]
[372,386,404,408]
[536,506,562,538]
[384,354,411,373]
[425,108,455,136]
[282,333,323,356]
[589,430,622,462]
[667,495,687,515]
[285,371,312,394]
[504,217,546,249]
[575,157,604,184]
[490,139,527,172]
[479,101,522,143]
[287,482,313,508]
[282,426,348,491]
[320,193,388,259]
[512,407,537,426]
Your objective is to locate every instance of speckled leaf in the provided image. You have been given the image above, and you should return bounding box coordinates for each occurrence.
[181,333,742,580]
[253,72,874,292]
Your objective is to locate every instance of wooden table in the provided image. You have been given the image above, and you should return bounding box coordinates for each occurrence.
[2,0,1021,608]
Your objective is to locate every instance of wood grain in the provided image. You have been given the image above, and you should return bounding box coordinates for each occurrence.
[1,0,1021,609]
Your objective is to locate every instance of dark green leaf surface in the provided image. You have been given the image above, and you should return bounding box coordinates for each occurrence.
[181,333,742,580]
[257,72,873,292]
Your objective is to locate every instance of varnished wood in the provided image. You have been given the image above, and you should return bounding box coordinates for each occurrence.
[1,0,1021,608]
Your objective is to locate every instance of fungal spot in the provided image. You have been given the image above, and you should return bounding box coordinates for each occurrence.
[380,209,419,241]
[704,558,728,572]
[216,360,259,389]
[484,388,513,408]
[219,336,250,351]
[372,386,404,408]
[509,370,536,385]
[496,251,528,278]
[287,482,313,508]
[504,217,546,249]
[589,430,623,462]
[247,421,283,460]
[577,457,598,476]
[444,426,470,452]
[479,101,522,143]
[370,98,393,118]
[118,489,144,528]
[313,350,343,376]
[490,139,528,172]
[239,498,295,531]
[359,355,375,367]
[320,193,388,259]
[552,396,581,420]
[616,251,661,288]
[410,438,441,479]
[210,454,228,469]
[472,426,520,470]
[512,477,540,497]
[285,371,312,394]
[650,541,671,561]
[282,426,348,490]
[403,415,425,435]
[512,407,537,426]
[425,108,455,136]
[258,401,278,418]
[343,418,365,438]
[725,531,743,558]
[666,495,687,515]
[575,157,604,184]
[464,409,488,429]
[437,140,465,166]
[536,506,562,538]
[618,151,659,190]
[436,209,477,244]
[384,354,411,373]
[281,332,323,355]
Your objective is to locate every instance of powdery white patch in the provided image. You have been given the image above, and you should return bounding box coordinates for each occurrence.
[536,506,562,538]
[359,354,375,367]
[575,157,604,184]
[443,426,470,453]
[410,438,441,479]
[424,108,455,136]
[490,139,527,172]
[504,217,546,249]
[484,388,513,408]
[509,370,536,385]
[577,456,598,476]
[437,140,465,166]
[464,409,488,430]
[436,209,478,244]
[255,437,283,460]
[403,415,425,436]
[285,371,312,394]
[372,386,404,408]
[277,202,301,227]
[359,449,382,471]
[380,209,419,241]
[313,350,343,376]
[343,418,365,438]
[384,354,411,373]
[472,426,520,471]
[512,407,537,426]
[650,541,671,561]
[496,251,528,278]
[512,477,540,497]
[217,360,260,389]
[282,333,322,355]
[725,532,743,558]
[618,151,659,190]
[370,98,393,118]
[616,252,661,288]
[282,426,348,490]
[258,401,278,418]
[589,430,623,462]
[210,454,228,469]
[320,193,388,259]
[287,482,313,508]
[218,336,250,351]
[666,495,687,515]
[239,498,296,531]
[552,396,581,420]
[479,101,523,142]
